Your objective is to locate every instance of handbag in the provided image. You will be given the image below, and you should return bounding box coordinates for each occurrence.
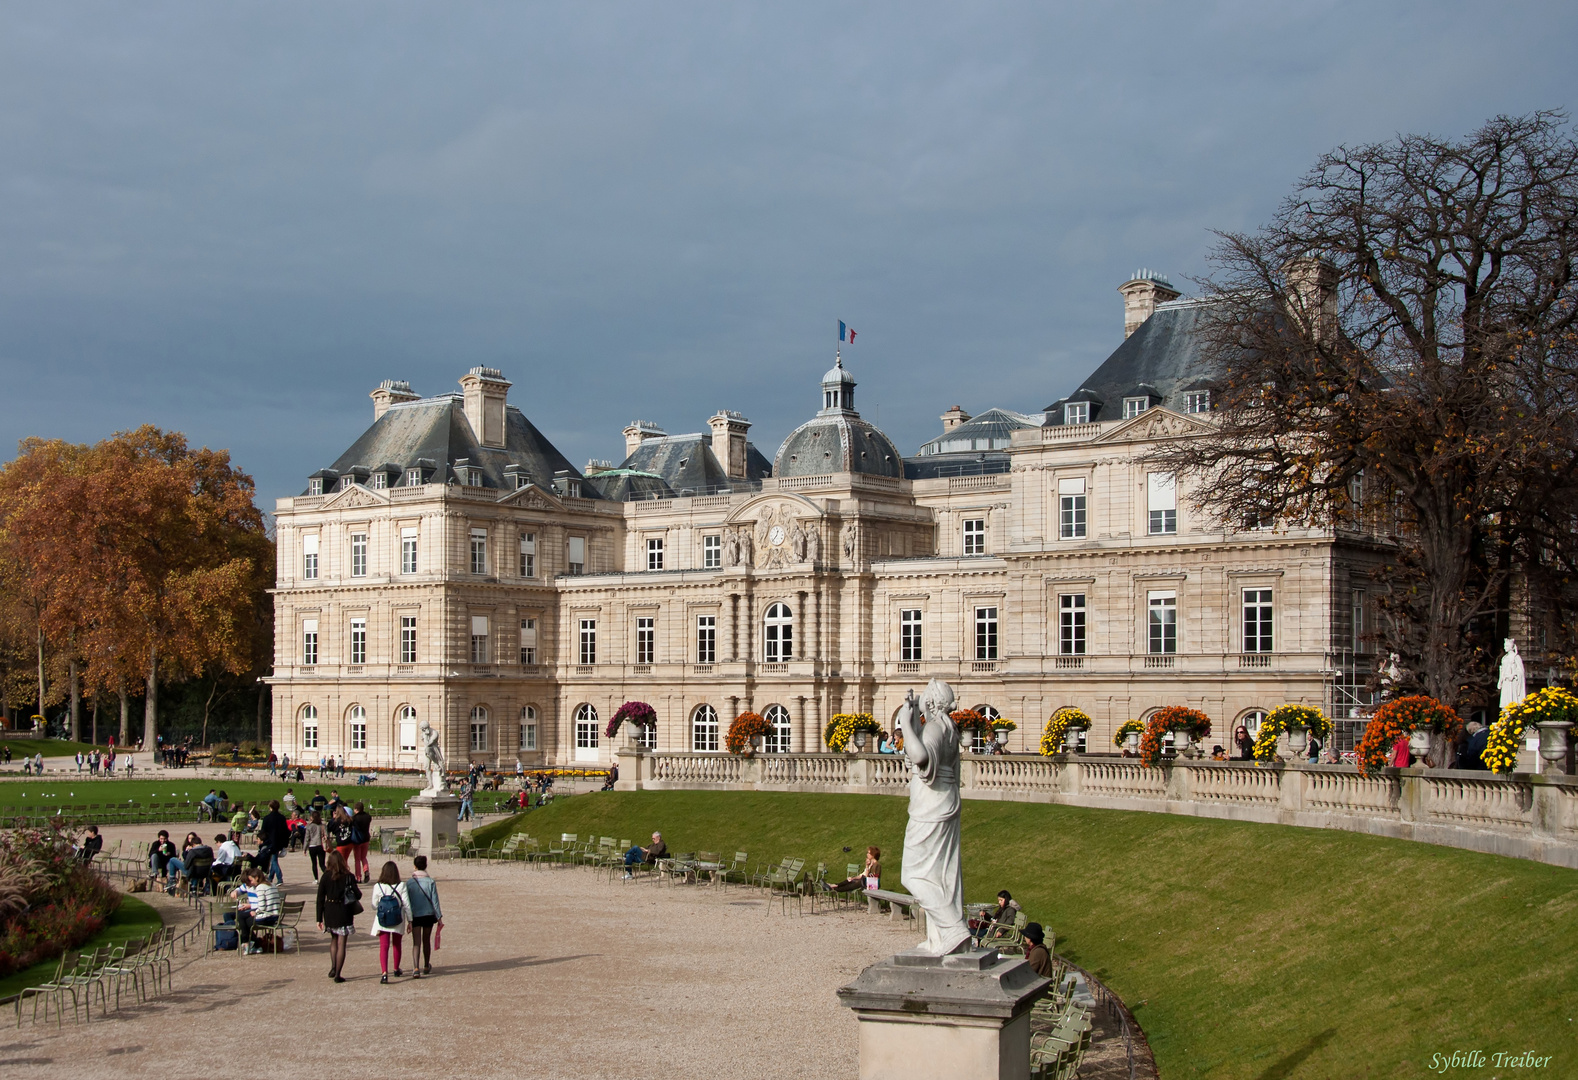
[341,877,363,917]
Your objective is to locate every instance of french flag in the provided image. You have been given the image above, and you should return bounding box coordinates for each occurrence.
[839,320,856,343]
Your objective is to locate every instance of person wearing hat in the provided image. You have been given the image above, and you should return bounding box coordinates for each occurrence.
[1023,922,1053,978]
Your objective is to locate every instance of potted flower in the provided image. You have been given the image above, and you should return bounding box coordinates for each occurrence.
[1486,687,1578,774]
[726,712,771,756]
[949,709,993,752]
[1041,708,1093,756]
[824,713,882,753]
[605,701,658,747]
[1252,704,1333,763]
[1138,707,1212,767]
[990,716,1017,748]
[1113,719,1145,754]
[1354,695,1462,776]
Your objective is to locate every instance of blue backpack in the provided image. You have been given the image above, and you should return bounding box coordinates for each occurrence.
[376,887,402,926]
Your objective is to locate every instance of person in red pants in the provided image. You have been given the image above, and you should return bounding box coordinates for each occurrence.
[350,801,374,883]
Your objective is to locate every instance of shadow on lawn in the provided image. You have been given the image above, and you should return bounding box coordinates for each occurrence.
[1254,1027,1337,1080]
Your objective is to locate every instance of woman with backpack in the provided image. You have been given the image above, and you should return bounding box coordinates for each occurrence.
[368,860,411,984]
[315,850,360,982]
[405,855,443,978]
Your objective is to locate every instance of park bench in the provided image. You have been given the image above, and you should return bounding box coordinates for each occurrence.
[865,887,927,932]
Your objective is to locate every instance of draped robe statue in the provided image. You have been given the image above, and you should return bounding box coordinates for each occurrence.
[419,720,448,795]
[1499,639,1526,710]
[894,680,971,956]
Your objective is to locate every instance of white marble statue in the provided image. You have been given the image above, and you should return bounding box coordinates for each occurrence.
[1499,638,1526,710]
[418,720,448,795]
[804,524,820,563]
[894,679,971,956]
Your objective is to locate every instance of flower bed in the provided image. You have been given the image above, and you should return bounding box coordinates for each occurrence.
[824,713,881,752]
[605,701,658,739]
[1138,707,1212,767]
[1354,695,1462,776]
[726,712,771,755]
[1484,687,1578,773]
[1041,707,1092,756]
[1252,704,1333,762]
[0,825,122,980]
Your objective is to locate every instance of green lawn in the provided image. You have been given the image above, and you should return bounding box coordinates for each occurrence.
[0,778,421,822]
[0,738,113,759]
[474,792,1577,1079]
[0,895,163,1001]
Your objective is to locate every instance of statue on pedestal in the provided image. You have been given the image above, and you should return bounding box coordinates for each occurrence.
[418,720,448,795]
[1499,638,1526,709]
[894,679,971,956]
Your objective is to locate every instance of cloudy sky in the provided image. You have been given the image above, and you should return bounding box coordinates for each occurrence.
[2,2,1574,507]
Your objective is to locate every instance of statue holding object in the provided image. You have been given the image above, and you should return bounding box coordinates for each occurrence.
[893,679,972,956]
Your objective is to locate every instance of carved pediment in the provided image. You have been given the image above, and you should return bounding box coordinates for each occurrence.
[322,485,386,510]
[496,483,565,512]
[1094,407,1214,445]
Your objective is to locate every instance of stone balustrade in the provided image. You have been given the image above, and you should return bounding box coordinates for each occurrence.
[616,749,1578,869]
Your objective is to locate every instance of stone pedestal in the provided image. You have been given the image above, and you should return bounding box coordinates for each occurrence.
[837,949,1051,1080]
[406,793,460,856]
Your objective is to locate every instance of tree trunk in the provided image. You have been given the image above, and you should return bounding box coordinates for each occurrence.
[118,681,130,745]
[91,694,99,745]
[143,646,158,750]
[68,658,81,742]
[201,679,217,749]
[35,626,45,728]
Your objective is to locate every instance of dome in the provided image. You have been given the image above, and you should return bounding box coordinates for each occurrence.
[775,354,903,478]
[823,362,856,387]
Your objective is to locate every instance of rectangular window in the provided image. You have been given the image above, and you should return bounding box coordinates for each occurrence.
[303,723,318,749]
[647,537,664,571]
[974,607,998,661]
[350,722,366,751]
[900,609,923,661]
[579,619,596,665]
[470,528,488,575]
[349,618,366,665]
[308,477,324,496]
[519,532,536,577]
[1064,402,1088,425]
[1123,397,1148,419]
[519,618,537,665]
[302,534,319,580]
[302,619,318,666]
[370,471,387,490]
[469,721,488,751]
[405,468,422,487]
[470,615,490,664]
[1243,589,1274,653]
[703,535,721,568]
[1148,591,1177,654]
[399,719,417,752]
[1058,477,1087,540]
[962,518,986,556]
[1350,590,1366,653]
[568,536,586,575]
[401,528,418,574]
[1147,473,1177,535]
[350,532,368,577]
[1184,391,1210,414]
[399,615,417,664]
[636,616,655,664]
[520,718,537,751]
[697,615,716,663]
[1059,594,1086,655]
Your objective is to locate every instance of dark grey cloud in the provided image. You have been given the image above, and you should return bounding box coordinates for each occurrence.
[1,2,1574,505]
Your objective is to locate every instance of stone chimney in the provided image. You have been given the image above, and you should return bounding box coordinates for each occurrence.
[370,379,419,420]
[1282,256,1339,344]
[1118,270,1181,338]
[708,410,752,480]
[622,420,667,459]
[458,367,511,448]
[940,405,972,433]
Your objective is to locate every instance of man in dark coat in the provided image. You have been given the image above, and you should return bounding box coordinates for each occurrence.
[255,799,291,885]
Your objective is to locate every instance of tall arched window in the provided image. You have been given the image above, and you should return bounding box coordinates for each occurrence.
[469,705,489,752]
[397,705,418,752]
[763,704,792,753]
[300,704,319,750]
[764,602,794,661]
[574,704,599,761]
[519,705,537,752]
[692,704,719,752]
[1240,710,1267,737]
[347,705,367,751]
[971,704,1001,753]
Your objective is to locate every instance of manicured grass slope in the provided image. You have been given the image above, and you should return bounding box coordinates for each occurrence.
[476,792,1577,1079]
[0,779,421,818]
[1,738,110,759]
[0,895,163,1001]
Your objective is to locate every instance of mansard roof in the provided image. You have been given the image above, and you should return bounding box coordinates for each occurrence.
[914,407,1043,457]
[1044,298,1219,423]
[315,395,595,497]
[596,431,771,500]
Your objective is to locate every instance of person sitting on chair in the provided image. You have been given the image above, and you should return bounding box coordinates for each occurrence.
[622,832,667,877]
[1023,922,1054,978]
[213,833,244,882]
[76,825,104,864]
[972,890,1021,944]
[824,846,881,893]
[149,830,177,881]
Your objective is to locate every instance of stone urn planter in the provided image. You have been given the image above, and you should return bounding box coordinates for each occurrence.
[852,729,870,753]
[994,727,1010,749]
[1124,732,1141,753]
[1536,721,1572,775]
[1407,729,1433,764]
[1172,730,1192,756]
[747,735,763,757]
[1285,726,1309,760]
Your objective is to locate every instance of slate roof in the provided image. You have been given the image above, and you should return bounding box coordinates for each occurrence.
[914,408,1043,456]
[1044,298,1219,423]
[775,414,904,478]
[312,395,594,496]
[597,431,771,500]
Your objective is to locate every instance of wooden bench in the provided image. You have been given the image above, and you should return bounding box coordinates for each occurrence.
[865,888,927,933]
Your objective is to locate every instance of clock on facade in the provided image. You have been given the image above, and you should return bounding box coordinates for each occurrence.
[768,525,785,547]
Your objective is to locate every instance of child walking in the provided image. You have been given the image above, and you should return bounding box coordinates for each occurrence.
[369,859,411,984]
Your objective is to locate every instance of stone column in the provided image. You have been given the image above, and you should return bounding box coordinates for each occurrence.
[795,695,807,754]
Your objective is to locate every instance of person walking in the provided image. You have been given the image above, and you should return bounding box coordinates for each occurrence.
[315,851,360,982]
[329,807,356,869]
[405,855,443,978]
[304,811,328,880]
[369,860,411,984]
[256,799,290,885]
[350,802,374,883]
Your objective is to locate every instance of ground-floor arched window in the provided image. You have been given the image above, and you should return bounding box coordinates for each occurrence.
[470,705,489,752]
[763,703,792,753]
[574,704,599,761]
[397,705,418,752]
[971,704,1001,753]
[347,705,367,751]
[519,705,537,751]
[692,704,719,752]
[301,704,318,750]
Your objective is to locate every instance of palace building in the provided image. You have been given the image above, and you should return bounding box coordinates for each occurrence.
[267,273,1386,770]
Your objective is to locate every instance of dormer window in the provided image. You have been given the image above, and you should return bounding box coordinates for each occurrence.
[338,476,354,492]
[463,468,482,487]
[370,471,387,490]
[308,477,324,496]
[1064,403,1089,425]
[405,469,422,487]
[1123,397,1149,419]
[1184,391,1210,414]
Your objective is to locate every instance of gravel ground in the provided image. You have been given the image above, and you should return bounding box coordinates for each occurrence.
[2,828,910,1080]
